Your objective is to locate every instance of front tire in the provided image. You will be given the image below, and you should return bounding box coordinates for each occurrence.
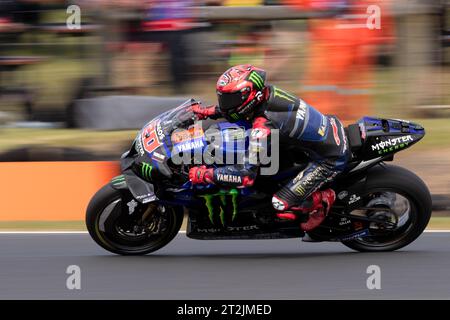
[86,183,183,255]
[341,165,432,252]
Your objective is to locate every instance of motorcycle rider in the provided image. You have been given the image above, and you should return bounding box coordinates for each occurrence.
[188,65,350,233]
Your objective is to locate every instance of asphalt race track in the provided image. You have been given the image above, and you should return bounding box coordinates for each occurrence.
[0,231,449,299]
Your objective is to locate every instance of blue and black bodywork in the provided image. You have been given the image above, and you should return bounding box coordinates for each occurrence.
[356,117,425,160]
[109,99,426,241]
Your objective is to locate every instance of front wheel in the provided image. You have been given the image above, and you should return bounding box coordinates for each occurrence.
[86,184,183,255]
[341,165,432,252]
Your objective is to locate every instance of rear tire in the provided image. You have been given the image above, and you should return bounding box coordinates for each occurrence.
[341,165,432,252]
[86,183,183,255]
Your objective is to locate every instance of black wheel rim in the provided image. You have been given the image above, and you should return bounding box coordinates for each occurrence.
[348,189,418,247]
[95,193,178,253]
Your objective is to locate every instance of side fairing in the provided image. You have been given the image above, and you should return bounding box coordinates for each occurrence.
[358,117,425,160]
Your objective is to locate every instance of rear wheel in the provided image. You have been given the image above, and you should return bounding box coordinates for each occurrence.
[341,165,432,252]
[86,184,183,255]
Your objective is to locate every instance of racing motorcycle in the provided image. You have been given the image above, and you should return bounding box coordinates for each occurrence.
[86,99,432,255]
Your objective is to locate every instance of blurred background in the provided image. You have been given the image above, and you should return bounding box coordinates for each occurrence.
[0,0,449,199]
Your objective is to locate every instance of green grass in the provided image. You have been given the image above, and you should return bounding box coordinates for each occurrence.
[0,220,86,231]
[0,128,136,154]
[374,67,450,117]
[407,118,450,150]
[0,217,448,231]
[0,58,99,114]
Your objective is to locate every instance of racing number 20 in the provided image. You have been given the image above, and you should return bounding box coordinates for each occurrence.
[141,121,162,154]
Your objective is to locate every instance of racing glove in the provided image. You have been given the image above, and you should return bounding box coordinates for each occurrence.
[189,165,257,187]
[189,166,214,185]
[191,104,220,120]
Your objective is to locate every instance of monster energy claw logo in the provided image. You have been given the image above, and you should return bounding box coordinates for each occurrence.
[141,163,153,180]
[111,175,125,185]
[199,189,239,226]
[249,71,264,89]
[273,87,296,103]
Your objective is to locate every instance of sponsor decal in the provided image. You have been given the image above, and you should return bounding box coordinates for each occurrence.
[318,127,326,137]
[141,119,164,154]
[230,113,239,120]
[340,124,348,152]
[249,71,264,89]
[151,152,166,162]
[330,118,341,146]
[292,171,305,184]
[111,175,125,186]
[219,67,247,87]
[156,121,165,141]
[136,194,157,203]
[141,162,153,181]
[272,196,286,211]
[136,194,149,200]
[293,166,325,196]
[294,185,306,196]
[135,138,144,156]
[296,100,307,121]
[198,189,239,226]
[337,190,348,200]
[197,225,259,233]
[238,98,257,115]
[348,194,361,205]
[273,87,296,103]
[216,174,242,184]
[171,127,204,144]
[226,225,258,231]
[127,199,138,215]
[339,217,351,226]
[371,135,413,154]
[318,115,327,137]
[219,72,232,86]
[174,138,205,153]
[255,91,263,102]
[340,229,369,241]
[197,228,222,233]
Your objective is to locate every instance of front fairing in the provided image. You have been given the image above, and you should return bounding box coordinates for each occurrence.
[122,99,198,177]
[120,98,254,195]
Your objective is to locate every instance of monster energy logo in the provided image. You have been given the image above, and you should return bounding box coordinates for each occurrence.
[230,113,239,120]
[273,87,296,103]
[111,175,125,186]
[141,163,153,180]
[198,189,239,226]
[377,143,409,155]
[249,71,264,89]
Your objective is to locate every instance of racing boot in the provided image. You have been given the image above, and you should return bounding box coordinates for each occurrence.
[273,189,335,231]
[273,192,320,221]
[300,189,336,232]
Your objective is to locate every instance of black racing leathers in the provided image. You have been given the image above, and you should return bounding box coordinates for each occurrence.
[211,85,350,210]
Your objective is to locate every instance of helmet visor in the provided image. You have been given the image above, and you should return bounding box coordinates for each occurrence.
[217,91,248,111]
